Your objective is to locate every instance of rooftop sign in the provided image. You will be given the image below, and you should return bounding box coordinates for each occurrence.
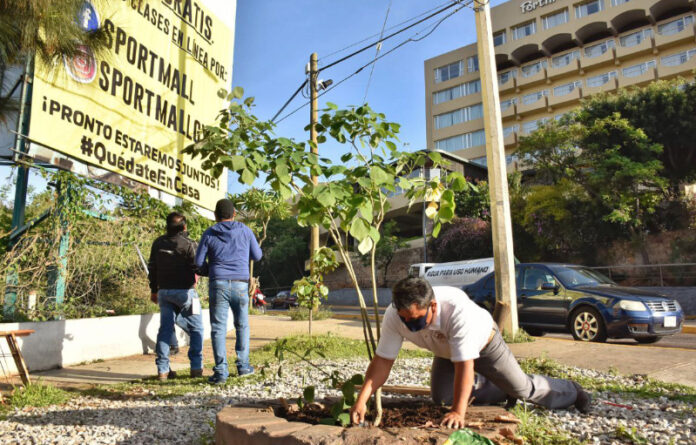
[520,0,557,13]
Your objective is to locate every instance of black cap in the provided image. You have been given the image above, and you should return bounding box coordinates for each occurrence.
[215,199,236,220]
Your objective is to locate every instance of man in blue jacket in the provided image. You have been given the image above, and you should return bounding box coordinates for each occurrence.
[195,198,262,384]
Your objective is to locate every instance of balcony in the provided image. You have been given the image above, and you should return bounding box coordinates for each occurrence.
[517,95,549,115]
[618,65,657,88]
[548,88,582,108]
[516,67,547,89]
[503,131,518,147]
[548,58,580,80]
[498,72,517,93]
[501,103,517,119]
[616,35,655,61]
[654,21,696,50]
[658,53,696,78]
[581,46,616,70]
[583,77,618,97]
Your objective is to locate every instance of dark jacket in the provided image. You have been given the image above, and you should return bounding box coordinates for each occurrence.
[195,221,262,281]
[148,231,199,293]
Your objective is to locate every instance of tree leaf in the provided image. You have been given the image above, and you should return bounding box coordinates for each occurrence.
[231,86,244,99]
[357,236,374,254]
[370,166,391,185]
[241,169,255,185]
[303,386,315,403]
[349,218,370,241]
[337,413,351,427]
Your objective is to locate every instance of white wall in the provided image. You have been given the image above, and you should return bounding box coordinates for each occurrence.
[0,308,232,375]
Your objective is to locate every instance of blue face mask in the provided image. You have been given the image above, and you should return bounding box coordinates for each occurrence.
[399,306,431,332]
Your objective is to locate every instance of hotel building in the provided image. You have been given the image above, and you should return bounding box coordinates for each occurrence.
[424,0,696,168]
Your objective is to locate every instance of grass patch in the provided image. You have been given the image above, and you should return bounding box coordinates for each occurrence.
[615,423,648,444]
[512,404,587,445]
[1,382,72,417]
[520,355,696,403]
[288,307,334,321]
[502,329,535,344]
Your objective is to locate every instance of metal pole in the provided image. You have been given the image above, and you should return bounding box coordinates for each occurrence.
[3,57,34,319]
[309,53,319,262]
[47,180,70,312]
[474,0,518,335]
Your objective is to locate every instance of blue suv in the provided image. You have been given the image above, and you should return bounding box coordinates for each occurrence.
[464,263,684,343]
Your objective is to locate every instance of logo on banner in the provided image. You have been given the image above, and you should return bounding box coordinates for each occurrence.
[64,2,99,83]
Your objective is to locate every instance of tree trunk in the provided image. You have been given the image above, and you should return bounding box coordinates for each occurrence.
[309,297,313,337]
[370,246,381,339]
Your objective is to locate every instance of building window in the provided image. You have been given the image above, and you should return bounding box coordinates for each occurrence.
[433,79,481,105]
[435,130,486,152]
[586,71,617,87]
[434,61,463,83]
[513,21,537,40]
[553,81,582,96]
[493,31,507,47]
[500,98,517,111]
[471,156,487,167]
[543,9,569,30]
[552,50,580,68]
[503,125,519,138]
[434,103,484,129]
[522,90,549,105]
[522,118,548,134]
[467,55,479,73]
[622,60,656,77]
[584,39,615,58]
[657,16,694,36]
[611,0,630,5]
[661,49,696,67]
[619,29,653,47]
[521,60,547,77]
[575,0,604,19]
[498,69,517,85]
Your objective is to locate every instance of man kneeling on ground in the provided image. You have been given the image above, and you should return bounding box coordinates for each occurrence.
[350,277,591,428]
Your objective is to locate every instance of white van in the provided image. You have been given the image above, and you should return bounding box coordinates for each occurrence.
[409,258,494,288]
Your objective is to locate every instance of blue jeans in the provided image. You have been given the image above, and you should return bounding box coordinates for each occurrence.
[209,280,250,379]
[156,289,204,374]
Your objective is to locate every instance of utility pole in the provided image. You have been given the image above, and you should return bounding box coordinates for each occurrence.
[309,53,319,260]
[474,0,518,336]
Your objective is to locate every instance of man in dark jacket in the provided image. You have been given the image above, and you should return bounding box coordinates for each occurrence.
[149,212,204,380]
[195,199,262,384]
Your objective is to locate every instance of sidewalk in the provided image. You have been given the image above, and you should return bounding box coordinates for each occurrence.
[10,315,696,390]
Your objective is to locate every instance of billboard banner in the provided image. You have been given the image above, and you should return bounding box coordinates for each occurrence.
[28,0,232,210]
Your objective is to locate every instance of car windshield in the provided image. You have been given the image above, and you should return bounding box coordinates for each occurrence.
[549,266,616,288]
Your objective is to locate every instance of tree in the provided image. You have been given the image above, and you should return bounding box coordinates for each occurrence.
[454,180,490,220]
[255,217,310,290]
[0,0,110,119]
[579,80,696,185]
[517,112,667,263]
[359,220,407,287]
[429,217,492,263]
[292,247,338,336]
[185,87,469,426]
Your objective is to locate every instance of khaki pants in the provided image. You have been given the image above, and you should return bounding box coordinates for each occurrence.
[431,328,578,409]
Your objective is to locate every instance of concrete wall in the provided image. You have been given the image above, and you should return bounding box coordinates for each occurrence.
[0,308,233,375]
[327,288,392,307]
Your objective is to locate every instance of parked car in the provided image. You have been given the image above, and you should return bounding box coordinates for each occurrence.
[464,263,684,343]
[270,290,299,309]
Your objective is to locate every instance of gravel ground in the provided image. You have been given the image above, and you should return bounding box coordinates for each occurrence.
[1,358,694,445]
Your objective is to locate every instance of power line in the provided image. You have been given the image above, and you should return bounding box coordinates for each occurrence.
[274,2,470,125]
[363,0,393,104]
[270,79,307,123]
[320,0,456,61]
[320,0,464,72]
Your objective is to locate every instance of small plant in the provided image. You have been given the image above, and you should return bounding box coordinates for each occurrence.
[288,307,333,321]
[320,374,365,427]
[292,247,339,336]
[502,329,535,344]
[615,423,648,444]
[7,383,70,409]
[512,404,586,445]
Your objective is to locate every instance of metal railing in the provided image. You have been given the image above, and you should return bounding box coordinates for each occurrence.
[590,263,696,287]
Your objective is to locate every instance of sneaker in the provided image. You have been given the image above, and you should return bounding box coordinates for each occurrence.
[170,346,180,355]
[190,369,204,378]
[238,366,255,377]
[572,382,592,414]
[208,375,227,385]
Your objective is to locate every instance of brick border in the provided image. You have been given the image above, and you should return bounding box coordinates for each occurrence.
[215,402,520,445]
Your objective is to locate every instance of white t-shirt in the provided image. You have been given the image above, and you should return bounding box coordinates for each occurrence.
[375,286,494,362]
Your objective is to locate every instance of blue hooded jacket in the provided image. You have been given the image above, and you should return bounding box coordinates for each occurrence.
[195,221,262,280]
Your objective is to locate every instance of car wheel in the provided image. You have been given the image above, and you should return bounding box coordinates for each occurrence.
[523,327,545,337]
[635,336,660,344]
[570,307,607,342]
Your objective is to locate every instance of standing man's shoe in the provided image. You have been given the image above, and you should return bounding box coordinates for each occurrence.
[191,369,204,378]
[208,375,227,385]
[170,346,180,355]
[238,366,255,377]
[573,382,592,414]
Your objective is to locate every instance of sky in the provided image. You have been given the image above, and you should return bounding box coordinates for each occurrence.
[228,0,506,194]
[1,0,507,207]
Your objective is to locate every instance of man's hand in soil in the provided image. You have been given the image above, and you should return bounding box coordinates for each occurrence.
[441,410,466,429]
[350,402,367,425]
